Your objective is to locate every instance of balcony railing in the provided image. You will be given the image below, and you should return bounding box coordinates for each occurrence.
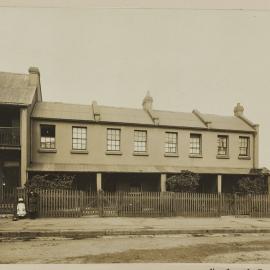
[0,127,20,147]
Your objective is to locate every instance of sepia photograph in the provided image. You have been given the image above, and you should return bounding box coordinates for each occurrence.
[0,0,270,268]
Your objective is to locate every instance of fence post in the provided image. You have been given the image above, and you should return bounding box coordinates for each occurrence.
[13,187,18,216]
[118,191,123,216]
[98,190,104,217]
[173,192,177,216]
[248,193,252,217]
[218,193,221,217]
[234,193,237,216]
[80,191,84,216]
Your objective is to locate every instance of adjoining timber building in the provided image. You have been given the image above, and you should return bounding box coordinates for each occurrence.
[0,67,268,193]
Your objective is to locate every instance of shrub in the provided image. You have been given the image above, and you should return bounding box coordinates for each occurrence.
[25,174,75,190]
[237,175,267,194]
[166,170,200,192]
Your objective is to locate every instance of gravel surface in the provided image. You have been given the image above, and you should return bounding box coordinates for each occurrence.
[1,233,270,263]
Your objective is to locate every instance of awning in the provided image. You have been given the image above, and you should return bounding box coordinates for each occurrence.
[28,163,252,175]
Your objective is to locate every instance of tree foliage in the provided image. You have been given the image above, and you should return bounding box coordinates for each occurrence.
[166,170,200,192]
[237,175,267,194]
[25,174,75,190]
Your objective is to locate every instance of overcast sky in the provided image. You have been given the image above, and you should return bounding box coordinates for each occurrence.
[0,5,269,167]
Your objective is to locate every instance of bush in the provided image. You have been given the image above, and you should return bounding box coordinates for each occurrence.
[25,174,75,190]
[237,175,267,194]
[166,170,200,192]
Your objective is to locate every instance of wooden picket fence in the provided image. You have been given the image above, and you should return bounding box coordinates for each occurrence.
[11,188,98,217]
[1,188,270,218]
[0,187,17,214]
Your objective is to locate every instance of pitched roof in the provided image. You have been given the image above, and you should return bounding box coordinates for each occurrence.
[199,113,255,132]
[32,102,94,121]
[0,72,36,105]
[31,101,255,132]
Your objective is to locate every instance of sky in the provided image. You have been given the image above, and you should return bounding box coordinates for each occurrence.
[0,4,270,166]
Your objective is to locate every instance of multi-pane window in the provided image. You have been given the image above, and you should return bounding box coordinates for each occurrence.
[165,132,177,153]
[72,127,87,150]
[189,134,201,155]
[239,136,249,156]
[107,128,121,151]
[40,125,55,149]
[134,130,147,152]
[217,135,228,156]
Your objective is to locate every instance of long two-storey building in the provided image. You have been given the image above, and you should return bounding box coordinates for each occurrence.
[0,67,266,193]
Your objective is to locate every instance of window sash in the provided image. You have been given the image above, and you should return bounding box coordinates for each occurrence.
[165,132,177,153]
[40,125,56,149]
[239,137,249,156]
[107,128,121,151]
[189,134,201,155]
[134,130,147,152]
[217,136,228,156]
[72,127,87,150]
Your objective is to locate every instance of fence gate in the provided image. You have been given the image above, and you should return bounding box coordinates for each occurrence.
[220,194,235,216]
[0,187,17,215]
[99,192,119,217]
[81,192,99,216]
[220,193,252,216]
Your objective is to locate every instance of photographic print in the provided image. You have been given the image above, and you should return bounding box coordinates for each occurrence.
[0,1,270,269]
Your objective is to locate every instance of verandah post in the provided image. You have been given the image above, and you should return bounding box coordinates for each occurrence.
[98,190,104,217]
[218,193,221,217]
[160,174,166,192]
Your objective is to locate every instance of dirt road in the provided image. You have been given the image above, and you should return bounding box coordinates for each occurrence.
[1,233,270,264]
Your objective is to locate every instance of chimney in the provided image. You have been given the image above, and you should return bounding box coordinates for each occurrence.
[92,101,101,121]
[142,91,159,125]
[234,103,244,117]
[142,91,153,111]
[28,67,40,86]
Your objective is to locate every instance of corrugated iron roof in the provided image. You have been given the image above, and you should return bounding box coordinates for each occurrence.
[31,102,94,121]
[155,110,205,129]
[32,101,255,132]
[200,113,255,132]
[0,72,36,105]
[99,105,153,125]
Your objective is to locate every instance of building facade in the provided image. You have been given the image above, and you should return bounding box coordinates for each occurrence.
[0,67,265,193]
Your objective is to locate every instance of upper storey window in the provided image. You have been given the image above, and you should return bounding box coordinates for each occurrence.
[72,127,87,150]
[189,133,202,156]
[217,135,229,156]
[165,132,177,153]
[239,136,250,157]
[134,130,147,152]
[107,128,121,151]
[40,125,55,149]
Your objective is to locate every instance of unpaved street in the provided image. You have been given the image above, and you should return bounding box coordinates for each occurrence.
[1,233,270,264]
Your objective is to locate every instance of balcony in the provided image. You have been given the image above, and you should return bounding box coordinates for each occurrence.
[0,127,20,147]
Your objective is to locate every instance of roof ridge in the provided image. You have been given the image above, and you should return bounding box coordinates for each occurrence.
[39,101,90,106]
[201,112,235,118]
[99,104,143,111]
[0,71,28,76]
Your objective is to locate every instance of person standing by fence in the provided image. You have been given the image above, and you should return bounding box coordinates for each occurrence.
[27,189,39,219]
[16,198,26,218]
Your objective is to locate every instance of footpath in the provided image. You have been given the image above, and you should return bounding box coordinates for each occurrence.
[1,215,270,239]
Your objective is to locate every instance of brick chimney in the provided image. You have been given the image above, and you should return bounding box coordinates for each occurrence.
[28,67,40,86]
[234,103,244,117]
[142,91,153,111]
